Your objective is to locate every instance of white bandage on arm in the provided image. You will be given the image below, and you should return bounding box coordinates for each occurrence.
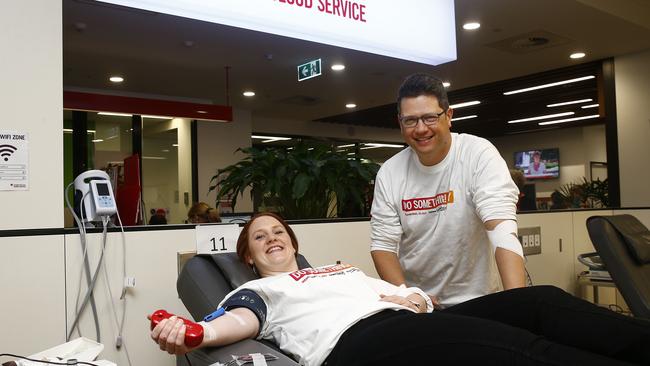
[486,220,524,258]
[198,321,218,343]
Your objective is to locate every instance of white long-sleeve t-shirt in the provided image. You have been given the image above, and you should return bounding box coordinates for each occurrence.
[219,264,433,366]
[370,133,519,307]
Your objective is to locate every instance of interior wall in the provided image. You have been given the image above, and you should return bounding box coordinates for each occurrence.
[490,125,606,197]
[197,109,254,213]
[615,48,650,207]
[0,0,63,230]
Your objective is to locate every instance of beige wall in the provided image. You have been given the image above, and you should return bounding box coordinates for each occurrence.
[490,124,607,197]
[615,48,650,207]
[0,0,63,230]
[197,109,254,212]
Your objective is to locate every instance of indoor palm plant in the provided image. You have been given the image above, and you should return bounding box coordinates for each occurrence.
[208,143,380,219]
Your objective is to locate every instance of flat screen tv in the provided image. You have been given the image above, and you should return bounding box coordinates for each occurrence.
[514,148,559,180]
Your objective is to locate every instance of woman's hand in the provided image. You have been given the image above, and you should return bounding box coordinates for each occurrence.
[148,314,196,355]
[379,294,425,313]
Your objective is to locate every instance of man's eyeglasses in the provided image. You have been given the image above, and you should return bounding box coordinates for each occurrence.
[399,110,446,128]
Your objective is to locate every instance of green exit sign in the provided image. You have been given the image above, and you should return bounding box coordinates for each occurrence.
[297,59,322,81]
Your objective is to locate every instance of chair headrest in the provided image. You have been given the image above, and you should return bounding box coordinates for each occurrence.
[600,215,650,265]
[206,252,312,289]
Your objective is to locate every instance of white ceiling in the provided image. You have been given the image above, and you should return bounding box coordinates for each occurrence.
[63,0,650,123]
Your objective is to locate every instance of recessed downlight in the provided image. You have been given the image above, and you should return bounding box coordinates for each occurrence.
[346,103,357,109]
[109,76,124,83]
[442,82,451,88]
[243,91,255,97]
[331,64,346,71]
[570,52,586,59]
[463,22,480,30]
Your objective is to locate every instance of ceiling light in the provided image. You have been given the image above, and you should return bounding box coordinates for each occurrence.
[109,76,124,83]
[449,100,480,109]
[508,112,574,124]
[196,110,208,114]
[347,152,355,156]
[337,144,356,148]
[142,156,167,160]
[243,91,255,97]
[442,82,451,88]
[162,149,170,152]
[538,114,600,126]
[451,115,478,121]
[570,52,586,59]
[581,104,599,109]
[251,135,292,143]
[142,115,173,119]
[463,22,480,30]
[172,144,179,147]
[331,64,346,71]
[91,139,104,143]
[503,75,595,95]
[98,112,132,117]
[546,98,592,107]
[346,103,357,109]
[362,143,404,149]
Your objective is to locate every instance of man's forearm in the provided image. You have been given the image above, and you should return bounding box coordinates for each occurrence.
[371,250,406,286]
[495,247,526,290]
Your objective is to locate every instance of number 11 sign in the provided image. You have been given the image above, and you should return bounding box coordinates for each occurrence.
[195,224,240,255]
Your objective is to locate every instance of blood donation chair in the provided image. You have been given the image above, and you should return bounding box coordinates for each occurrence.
[586,214,650,319]
[176,253,311,366]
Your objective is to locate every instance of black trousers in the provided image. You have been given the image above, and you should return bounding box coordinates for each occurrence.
[324,286,649,366]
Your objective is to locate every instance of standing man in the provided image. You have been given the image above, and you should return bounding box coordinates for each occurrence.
[371,73,525,308]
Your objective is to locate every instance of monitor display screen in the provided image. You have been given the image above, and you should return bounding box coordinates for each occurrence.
[514,148,560,179]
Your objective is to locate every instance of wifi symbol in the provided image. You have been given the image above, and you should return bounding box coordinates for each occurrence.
[0,144,17,162]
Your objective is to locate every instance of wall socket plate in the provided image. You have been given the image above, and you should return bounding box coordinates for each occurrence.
[518,226,542,255]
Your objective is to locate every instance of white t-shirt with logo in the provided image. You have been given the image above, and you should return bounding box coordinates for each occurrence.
[370,133,519,307]
[219,264,433,366]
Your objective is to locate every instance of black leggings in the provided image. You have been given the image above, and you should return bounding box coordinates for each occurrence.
[324,286,650,366]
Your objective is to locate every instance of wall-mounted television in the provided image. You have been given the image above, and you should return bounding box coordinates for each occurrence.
[514,148,560,179]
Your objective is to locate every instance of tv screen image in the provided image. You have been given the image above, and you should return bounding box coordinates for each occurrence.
[514,148,559,179]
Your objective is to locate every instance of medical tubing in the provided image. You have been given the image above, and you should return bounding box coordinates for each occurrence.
[64,185,101,342]
[66,217,108,341]
[0,353,99,366]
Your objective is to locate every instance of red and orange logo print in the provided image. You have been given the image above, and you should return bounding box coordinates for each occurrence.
[401,191,454,213]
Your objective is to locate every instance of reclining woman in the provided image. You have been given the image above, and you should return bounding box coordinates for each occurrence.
[150,212,649,366]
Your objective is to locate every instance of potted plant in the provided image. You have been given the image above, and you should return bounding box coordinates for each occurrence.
[208,143,380,219]
[551,177,609,209]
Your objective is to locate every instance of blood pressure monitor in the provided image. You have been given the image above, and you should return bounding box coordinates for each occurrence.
[90,180,117,217]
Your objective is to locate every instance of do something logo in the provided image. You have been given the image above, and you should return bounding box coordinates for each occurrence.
[0,144,18,162]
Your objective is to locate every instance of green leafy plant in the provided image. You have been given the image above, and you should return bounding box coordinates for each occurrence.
[551,177,609,209]
[208,143,380,219]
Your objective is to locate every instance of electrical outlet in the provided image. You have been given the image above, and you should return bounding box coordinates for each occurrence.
[518,226,542,255]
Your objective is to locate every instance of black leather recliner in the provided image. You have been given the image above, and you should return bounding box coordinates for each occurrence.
[175,253,311,366]
[586,214,650,319]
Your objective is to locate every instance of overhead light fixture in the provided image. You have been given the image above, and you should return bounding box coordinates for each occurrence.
[546,98,592,107]
[91,139,104,143]
[142,115,173,119]
[162,149,170,152]
[347,152,355,155]
[570,52,586,59]
[442,82,451,88]
[109,76,124,83]
[243,91,256,97]
[251,135,292,143]
[360,143,404,150]
[503,75,595,95]
[346,103,357,109]
[196,110,208,114]
[463,22,480,30]
[331,64,346,71]
[538,114,600,126]
[64,129,96,134]
[337,144,356,148]
[449,100,480,109]
[581,104,599,109]
[451,115,478,121]
[142,156,167,160]
[98,112,132,117]
[172,144,179,147]
[508,112,574,124]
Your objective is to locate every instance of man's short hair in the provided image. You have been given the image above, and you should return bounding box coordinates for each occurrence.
[397,73,449,115]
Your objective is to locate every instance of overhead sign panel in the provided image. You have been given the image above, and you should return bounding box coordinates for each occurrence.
[298,59,322,81]
[99,0,456,66]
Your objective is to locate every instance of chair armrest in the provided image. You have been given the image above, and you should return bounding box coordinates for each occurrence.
[182,339,299,366]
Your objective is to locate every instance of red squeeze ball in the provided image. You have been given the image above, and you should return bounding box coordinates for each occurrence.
[150,309,204,348]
